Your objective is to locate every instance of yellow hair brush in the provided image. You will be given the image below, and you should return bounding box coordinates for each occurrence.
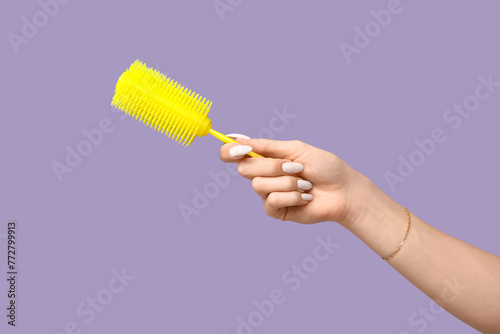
[111,60,262,157]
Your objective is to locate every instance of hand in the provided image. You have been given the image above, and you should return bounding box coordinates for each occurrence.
[219,136,366,225]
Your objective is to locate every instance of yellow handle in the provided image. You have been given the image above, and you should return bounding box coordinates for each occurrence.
[209,129,263,158]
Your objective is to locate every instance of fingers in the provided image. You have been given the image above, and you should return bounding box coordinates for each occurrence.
[219,133,254,163]
[220,136,306,179]
[219,143,250,162]
[237,158,304,179]
[218,135,316,221]
[235,138,307,159]
[219,136,309,163]
[252,176,313,199]
[264,191,313,219]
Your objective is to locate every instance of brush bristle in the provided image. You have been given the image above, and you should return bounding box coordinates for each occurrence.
[111,60,212,146]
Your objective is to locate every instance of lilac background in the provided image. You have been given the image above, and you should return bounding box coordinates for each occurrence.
[1,0,499,333]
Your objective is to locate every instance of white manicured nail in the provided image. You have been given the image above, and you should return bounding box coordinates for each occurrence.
[297,180,313,190]
[282,162,304,174]
[226,133,251,139]
[301,193,313,201]
[230,145,253,157]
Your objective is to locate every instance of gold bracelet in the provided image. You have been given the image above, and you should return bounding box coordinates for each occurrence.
[382,208,411,261]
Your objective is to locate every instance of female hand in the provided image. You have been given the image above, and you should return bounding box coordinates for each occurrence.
[221,136,500,334]
[219,136,368,225]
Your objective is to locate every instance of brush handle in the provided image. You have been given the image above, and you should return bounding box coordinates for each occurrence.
[208,129,263,158]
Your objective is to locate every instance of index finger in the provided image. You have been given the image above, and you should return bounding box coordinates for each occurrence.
[232,138,306,160]
[219,142,253,163]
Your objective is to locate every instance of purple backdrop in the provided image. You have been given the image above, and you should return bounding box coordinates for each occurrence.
[1,0,498,333]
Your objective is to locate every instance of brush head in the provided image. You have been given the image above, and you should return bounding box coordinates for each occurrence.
[111,60,213,146]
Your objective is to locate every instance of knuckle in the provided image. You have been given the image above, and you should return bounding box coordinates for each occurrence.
[291,140,305,148]
[262,140,271,150]
[266,192,279,207]
[254,138,268,152]
[254,138,267,147]
[237,162,247,176]
[252,177,264,191]
[264,206,275,219]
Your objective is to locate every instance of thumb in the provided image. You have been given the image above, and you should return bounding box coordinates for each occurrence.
[235,138,306,159]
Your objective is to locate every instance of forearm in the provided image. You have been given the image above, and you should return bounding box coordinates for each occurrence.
[343,173,500,333]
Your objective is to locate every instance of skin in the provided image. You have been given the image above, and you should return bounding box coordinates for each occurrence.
[219,138,500,334]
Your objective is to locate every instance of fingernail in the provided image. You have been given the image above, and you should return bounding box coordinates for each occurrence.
[301,193,313,201]
[226,133,251,140]
[282,162,304,173]
[297,180,313,190]
[230,145,253,157]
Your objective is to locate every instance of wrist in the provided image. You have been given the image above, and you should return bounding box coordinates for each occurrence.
[335,171,377,228]
[338,171,403,231]
[337,172,409,258]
